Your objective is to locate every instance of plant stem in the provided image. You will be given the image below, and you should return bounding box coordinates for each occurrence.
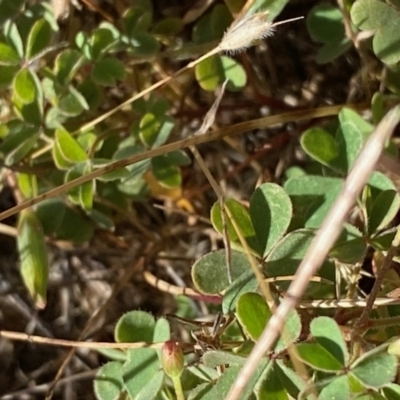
[366,315,400,330]
[172,376,185,400]
[354,226,400,333]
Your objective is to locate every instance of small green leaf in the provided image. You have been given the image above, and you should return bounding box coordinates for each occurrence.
[319,375,350,400]
[265,229,330,291]
[153,317,171,343]
[368,171,397,192]
[13,68,37,104]
[388,337,400,357]
[195,55,246,91]
[123,6,152,35]
[118,177,149,198]
[35,199,66,236]
[17,210,49,309]
[17,172,37,199]
[164,150,191,166]
[211,198,259,253]
[210,4,233,38]
[194,365,253,400]
[128,32,160,56]
[195,55,221,91]
[0,41,20,65]
[305,180,343,228]
[139,113,174,148]
[1,124,36,157]
[351,346,397,388]
[78,77,102,109]
[88,209,115,231]
[334,120,364,173]
[368,190,400,234]
[236,293,271,341]
[191,249,251,294]
[250,183,292,257]
[115,310,155,343]
[187,364,219,384]
[351,0,400,65]
[77,132,97,152]
[113,142,150,179]
[26,19,52,60]
[310,316,349,366]
[58,86,89,116]
[274,309,301,353]
[315,38,353,64]
[284,175,343,211]
[92,58,125,86]
[54,49,83,84]
[92,159,131,182]
[152,17,183,35]
[220,55,247,91]
[200,358,269,400]
[296,343,344,372]
[79,180,96,211]
[300,127,339,169]
[0,0,24,26]
[330,224,367,264]
[90,28,118,60]
[122,348,161,399]
[372,92,384,124]
[5,133,39,165]
[274,360,307,399]
[53,141,72,170]
[188,382,212,400]
[56,206,94,243]
[13,96,43,125]
[152,155,181,188]
[139,113,160,148]
[306,4,351,63]
[247,0,290,21]
[94,361,124,400]
[222,270,258,314]
[203,351,247,368]
[192,5,231,44]
[5,22,23,58]
[339,108,374,140]
[382,383,400,399]
[65,165,94,211]
[54,129,88,166]
[75,31,91,59]
[258,362,289,400]
[0,65,18,88]
[136,370,164,400]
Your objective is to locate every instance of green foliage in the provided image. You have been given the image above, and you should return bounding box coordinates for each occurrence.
[306,3,352,64]
[351,0,400,65]
[17,209,48,309]
[193,5,247,91]
[295,318,397,396]
[191,249,251,294]
[2,1,400,399]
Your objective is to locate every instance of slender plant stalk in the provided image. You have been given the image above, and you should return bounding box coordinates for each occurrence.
[0,105,361,223]
[353,226,400,333]
[172,376,185,400]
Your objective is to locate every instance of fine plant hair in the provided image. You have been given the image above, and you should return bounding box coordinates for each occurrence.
[218,11,304,54]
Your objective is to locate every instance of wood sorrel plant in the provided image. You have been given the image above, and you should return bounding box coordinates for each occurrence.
[2,1,400,399]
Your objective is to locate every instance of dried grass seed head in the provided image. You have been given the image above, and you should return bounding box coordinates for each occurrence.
[218,10,303,54]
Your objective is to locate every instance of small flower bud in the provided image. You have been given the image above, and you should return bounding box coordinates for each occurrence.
[161,340,184,378]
